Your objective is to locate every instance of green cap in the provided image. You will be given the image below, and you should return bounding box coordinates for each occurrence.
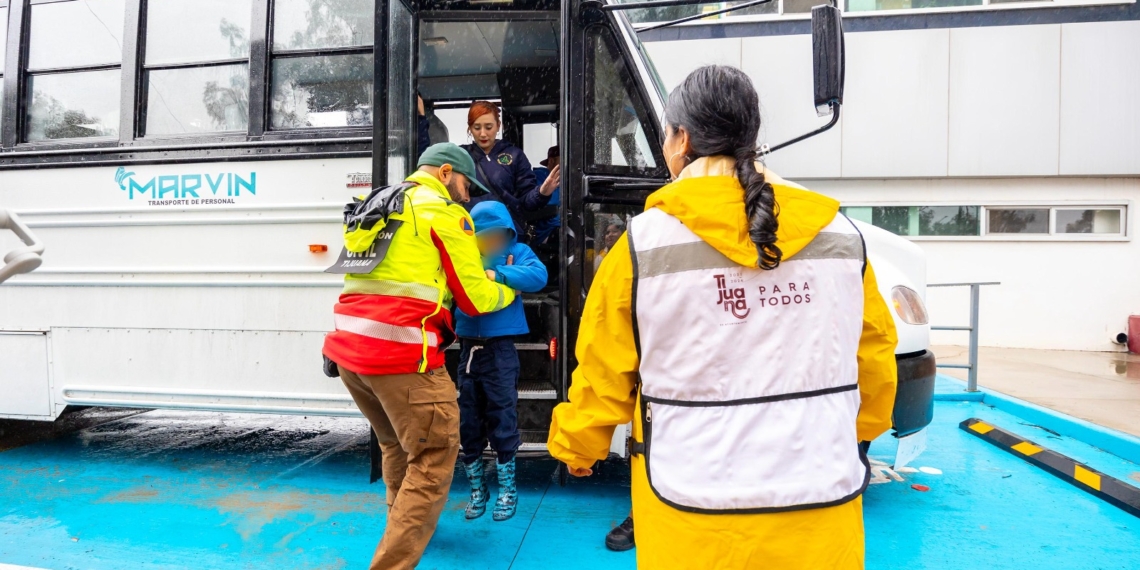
[416,143,490,197]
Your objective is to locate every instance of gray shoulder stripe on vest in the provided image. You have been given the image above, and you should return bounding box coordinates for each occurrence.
[637,241,738,278]
[636,232,863,278]
[793,232,864,262]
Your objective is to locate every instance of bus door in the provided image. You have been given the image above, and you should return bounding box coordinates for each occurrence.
[559,1,669,431]
[374,0,419,186]
[369,2,564,471]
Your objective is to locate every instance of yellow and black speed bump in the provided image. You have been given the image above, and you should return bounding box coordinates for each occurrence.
[960,418,1140,518]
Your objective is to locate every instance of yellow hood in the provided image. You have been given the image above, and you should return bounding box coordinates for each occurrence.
[644,156,840,267]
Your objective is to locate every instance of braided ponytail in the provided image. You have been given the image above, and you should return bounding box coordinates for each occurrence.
[734,147,781,269]
[664,65,782,270]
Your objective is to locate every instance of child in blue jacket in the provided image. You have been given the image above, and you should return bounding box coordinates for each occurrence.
[455,201,548,522]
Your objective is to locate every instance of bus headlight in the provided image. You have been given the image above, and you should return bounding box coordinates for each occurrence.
[891,286,929,325]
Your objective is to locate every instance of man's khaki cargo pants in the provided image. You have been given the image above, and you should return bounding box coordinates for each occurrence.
[339,366,460,570]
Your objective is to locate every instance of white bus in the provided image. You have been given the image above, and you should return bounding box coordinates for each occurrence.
[0,0,934,471]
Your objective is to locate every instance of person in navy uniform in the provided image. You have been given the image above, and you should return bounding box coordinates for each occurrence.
[531,145,561,248]
[461,101,561,240]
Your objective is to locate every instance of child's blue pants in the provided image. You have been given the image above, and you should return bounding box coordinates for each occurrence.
[457,337,520,465]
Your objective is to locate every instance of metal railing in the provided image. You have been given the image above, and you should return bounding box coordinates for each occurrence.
[929,282,1000,392]
[0,209,45,284]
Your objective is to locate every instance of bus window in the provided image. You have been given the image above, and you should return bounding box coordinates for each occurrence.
[270,0,374,129]
[585,27,659,172]
[432,107,467,144]
[25,0,125,142]
[523,122,558,167]
[141,0,251,137]
[583,203,641,291]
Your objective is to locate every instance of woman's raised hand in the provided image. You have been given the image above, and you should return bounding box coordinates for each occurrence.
[539,165,561,197]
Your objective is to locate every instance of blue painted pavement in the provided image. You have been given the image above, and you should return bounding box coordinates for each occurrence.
[1,398,1138,569]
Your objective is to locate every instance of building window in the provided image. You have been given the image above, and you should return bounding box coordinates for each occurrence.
[1055,209,1124,235]
[845,0,983,12]
[269,0,374,130]
[843,206,981,237]
[986,208,1049,234]
[140,0,252,136]
[843,205,1127,239]
[24,0,124,142]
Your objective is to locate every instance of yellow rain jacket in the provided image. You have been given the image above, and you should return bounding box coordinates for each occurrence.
[548,156,898,569]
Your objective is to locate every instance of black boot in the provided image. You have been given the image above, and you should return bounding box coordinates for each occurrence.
[605,516,635,551]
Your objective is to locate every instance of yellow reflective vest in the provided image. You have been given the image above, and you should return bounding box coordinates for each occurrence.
[323,170,515,376]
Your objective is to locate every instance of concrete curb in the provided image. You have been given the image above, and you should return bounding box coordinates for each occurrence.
[936,373,1140,465]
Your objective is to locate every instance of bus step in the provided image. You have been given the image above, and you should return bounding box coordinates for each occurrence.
[519,381,558,400]
[519,429,549,454]
[445,342,549,352]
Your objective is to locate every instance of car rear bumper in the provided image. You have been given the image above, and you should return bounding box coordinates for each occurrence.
[892,349,937,437]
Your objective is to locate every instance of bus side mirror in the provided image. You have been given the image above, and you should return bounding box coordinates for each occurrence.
[811,4,844,117]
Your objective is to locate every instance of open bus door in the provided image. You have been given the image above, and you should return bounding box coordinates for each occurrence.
[369,0,859,481]
[368,0,569,481]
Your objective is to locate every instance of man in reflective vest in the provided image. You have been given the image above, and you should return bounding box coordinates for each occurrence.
[323,143,516,570]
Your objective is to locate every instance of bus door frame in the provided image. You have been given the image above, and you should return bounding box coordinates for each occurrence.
[373,0,420,187]
[558,0,670,479]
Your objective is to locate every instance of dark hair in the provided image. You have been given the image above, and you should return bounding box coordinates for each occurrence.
[663,65,781,270]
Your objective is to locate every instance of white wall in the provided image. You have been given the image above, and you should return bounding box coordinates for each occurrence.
[843,28,949,178]
[645,20,1140,180]
[644,21,1140,351]
[1059,20,1140,175]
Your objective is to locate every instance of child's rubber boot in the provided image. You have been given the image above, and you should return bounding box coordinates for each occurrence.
[464,459,489,520]
[492,457,517,521]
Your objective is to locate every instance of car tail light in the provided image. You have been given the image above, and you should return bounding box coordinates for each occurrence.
[891,286,929,325]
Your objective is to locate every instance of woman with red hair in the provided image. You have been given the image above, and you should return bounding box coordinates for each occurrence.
[461,101,561,238]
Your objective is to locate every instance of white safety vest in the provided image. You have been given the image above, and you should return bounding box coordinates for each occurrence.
[629,207,869,514]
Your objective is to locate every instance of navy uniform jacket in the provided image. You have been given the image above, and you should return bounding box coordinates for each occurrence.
[461,140,551,236]
[417,116,430,158]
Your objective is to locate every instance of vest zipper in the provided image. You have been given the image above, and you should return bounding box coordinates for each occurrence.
[645,402,652,423]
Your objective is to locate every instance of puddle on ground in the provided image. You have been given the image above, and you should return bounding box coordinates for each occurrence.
[1111,358,1140,380]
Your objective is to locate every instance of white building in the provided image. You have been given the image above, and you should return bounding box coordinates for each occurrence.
[641,2,1139,352]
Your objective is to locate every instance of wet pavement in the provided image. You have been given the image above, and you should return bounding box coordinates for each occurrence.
[935,345,1140,437]
[1,385,1139,569]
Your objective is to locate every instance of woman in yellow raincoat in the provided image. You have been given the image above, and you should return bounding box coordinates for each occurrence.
[547,65,898,569]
